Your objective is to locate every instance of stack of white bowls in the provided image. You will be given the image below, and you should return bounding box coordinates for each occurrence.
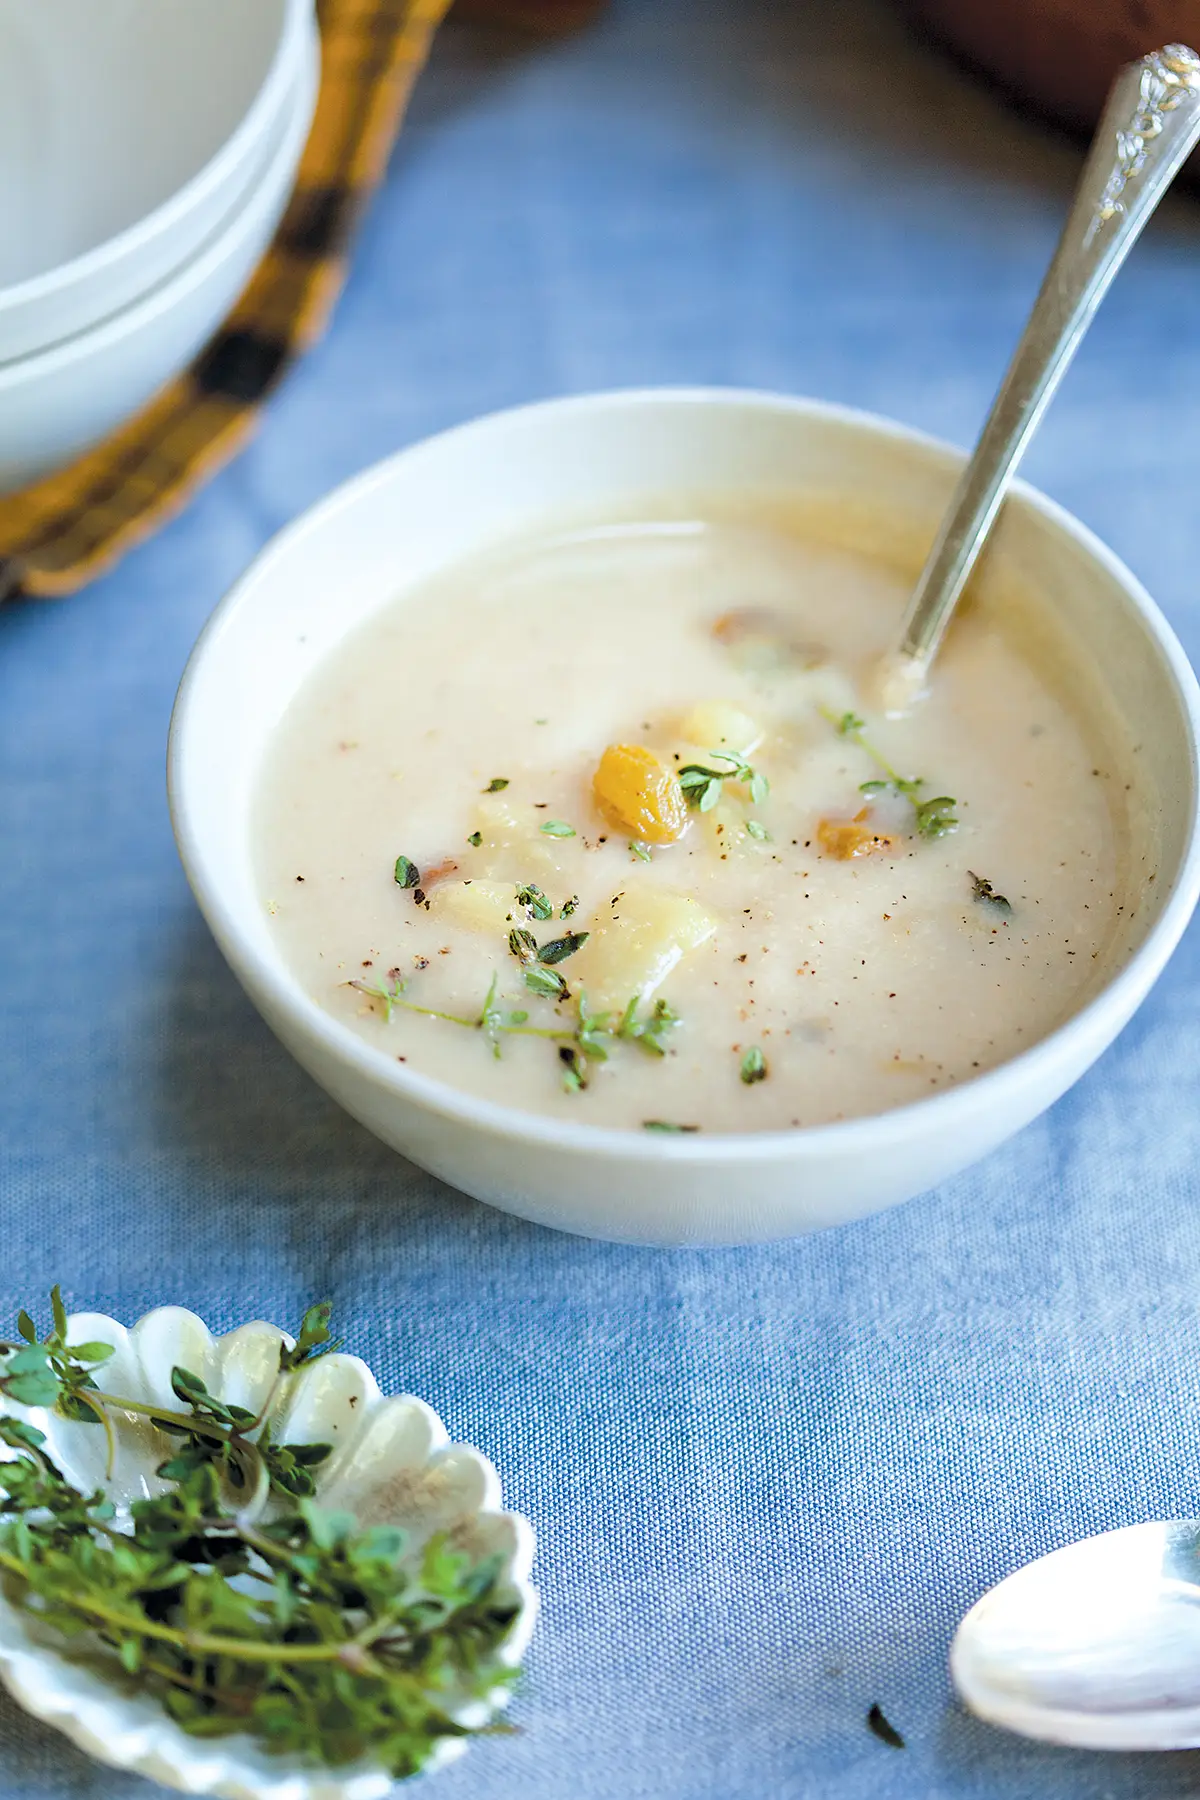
[0,0,317,495]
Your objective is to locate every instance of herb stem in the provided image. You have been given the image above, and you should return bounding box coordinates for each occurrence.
[138,1655,255,1709]
[387,999,482,1030]
[73,1385,117,1480]
[819,705,905,786]
[71,1387,270,1510]
[0,1547,360,1664]
[82,1392,235,1443]
[349,980,582,1043]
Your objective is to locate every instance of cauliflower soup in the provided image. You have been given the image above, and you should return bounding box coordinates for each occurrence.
[254,507,1151,1134]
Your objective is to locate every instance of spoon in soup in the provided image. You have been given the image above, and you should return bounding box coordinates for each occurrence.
[880,43,1200,712]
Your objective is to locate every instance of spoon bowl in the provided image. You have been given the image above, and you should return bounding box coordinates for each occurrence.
[952,1520,1200,1750]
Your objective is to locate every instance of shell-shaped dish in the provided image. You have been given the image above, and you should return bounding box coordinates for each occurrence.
[0,1307,537,1798]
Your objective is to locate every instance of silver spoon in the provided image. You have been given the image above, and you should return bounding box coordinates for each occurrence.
[951,1519,1200,1750]
[883,44,1200,709]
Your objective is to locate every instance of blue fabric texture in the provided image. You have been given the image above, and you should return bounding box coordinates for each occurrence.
[4,2,1200,1794]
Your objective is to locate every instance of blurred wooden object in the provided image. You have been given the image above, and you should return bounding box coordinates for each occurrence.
[454,0,606,30]
[904,0,1200,135]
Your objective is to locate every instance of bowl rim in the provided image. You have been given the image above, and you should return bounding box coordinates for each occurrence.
[0,0,310,330]
[168,386,1200,1166]
[0,27,318,393]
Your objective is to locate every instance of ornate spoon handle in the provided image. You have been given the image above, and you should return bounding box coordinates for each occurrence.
[895,45,1200,683]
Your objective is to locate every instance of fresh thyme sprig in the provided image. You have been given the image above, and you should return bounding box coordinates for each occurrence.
[0,1296,519,1778]
[349,974,681,1091]
[0,1291,338,1500]
[825,708,958,840]
[349,971,537,1056]
[677,749,769,813]
[615,996,680,1057]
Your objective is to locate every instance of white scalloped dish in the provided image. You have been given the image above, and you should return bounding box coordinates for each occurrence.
[0,1306,536,1799]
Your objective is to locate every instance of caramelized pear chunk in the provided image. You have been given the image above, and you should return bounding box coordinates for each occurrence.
[817,809,898,860]
[592,743,689,844]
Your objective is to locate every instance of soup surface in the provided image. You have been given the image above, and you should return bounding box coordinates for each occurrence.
[255,511,1149,1133]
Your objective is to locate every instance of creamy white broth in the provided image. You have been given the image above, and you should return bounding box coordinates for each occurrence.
[254,512,1149,1133]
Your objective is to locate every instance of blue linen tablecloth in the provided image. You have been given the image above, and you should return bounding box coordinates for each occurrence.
[5,2,1200,1795]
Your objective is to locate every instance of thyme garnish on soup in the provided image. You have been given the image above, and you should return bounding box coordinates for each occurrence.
[828,709,959,840]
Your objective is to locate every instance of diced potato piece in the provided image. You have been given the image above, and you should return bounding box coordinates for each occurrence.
[427,879,517,933]
[571,887,717,1008]
[678,700,763,756]
[712,608,826,672]
[817,813,898,860]
[700,799,770,858]
[592,744,689,844]
[473,795,563,881]
[473,795,531,847]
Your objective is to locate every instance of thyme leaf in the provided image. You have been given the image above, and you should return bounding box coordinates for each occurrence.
[867,1704,905,1750]
[536,931,589,965]
[508,927,538,965]
[642,1120,700,1133]
[915,795,958,840]
[558,1045,589,1092]
[969,870,1012,913]
[740,1046,768,1084]
[540,820,576,838]
[524,964,569,1000]
[515,883,553,921]
[278,1302,340,1372]
[393,855,420,890]
[484,778,509,792]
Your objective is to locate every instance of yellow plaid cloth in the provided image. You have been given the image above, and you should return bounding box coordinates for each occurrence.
[0,0,452,604]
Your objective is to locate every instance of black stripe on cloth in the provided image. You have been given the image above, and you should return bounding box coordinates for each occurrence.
[280,186,349,258]
[0,557,23,603]
[193,329,291,403]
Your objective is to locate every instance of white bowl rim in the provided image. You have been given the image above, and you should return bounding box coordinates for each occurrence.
[0,0,309,327]
[168,386,1200,1167]
[0,29,317,393]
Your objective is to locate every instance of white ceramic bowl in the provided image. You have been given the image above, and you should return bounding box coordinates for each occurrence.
[0,0,310,364]
[168,391,1200,1248]
[0,1305,536,1798]
[0,25,319,496]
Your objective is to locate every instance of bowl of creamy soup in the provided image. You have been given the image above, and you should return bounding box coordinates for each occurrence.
[168,390,1200,1245]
